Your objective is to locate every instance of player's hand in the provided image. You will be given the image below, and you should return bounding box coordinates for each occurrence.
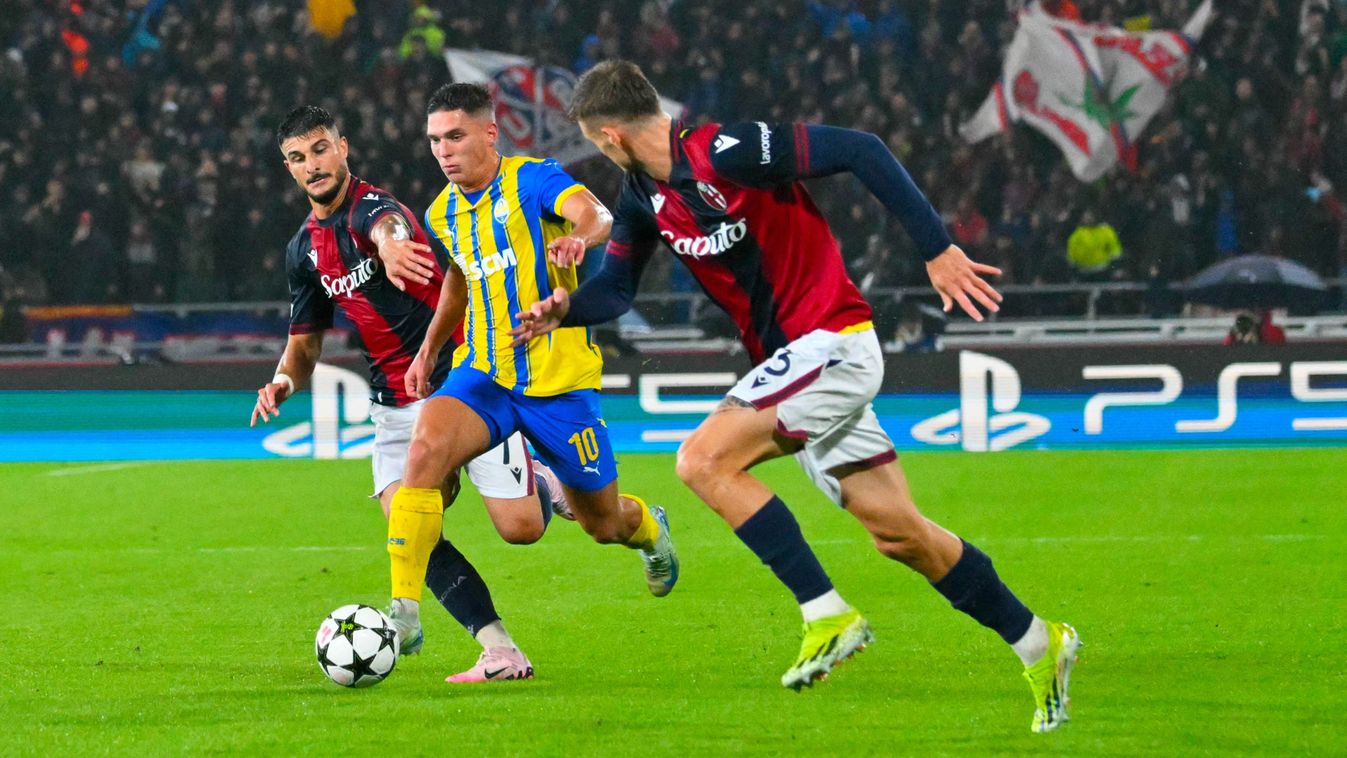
[379,239,437,291]
[510,287,570,347]
[406,348,434,400]
[925,244,1003,322]
[546,235,587,267]
[250,381,291,426]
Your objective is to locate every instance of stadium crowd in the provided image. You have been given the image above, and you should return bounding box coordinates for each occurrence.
[1,0,1344,319]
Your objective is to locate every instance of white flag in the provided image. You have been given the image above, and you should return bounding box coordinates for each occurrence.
[961,0,1215,181]
[444,49,684,166]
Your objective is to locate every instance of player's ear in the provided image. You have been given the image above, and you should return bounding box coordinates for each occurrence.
[485,119,498,146]
[599,125,622,149]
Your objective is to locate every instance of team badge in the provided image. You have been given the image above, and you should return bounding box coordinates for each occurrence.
[492,197,510,225]
[697,181,728,212]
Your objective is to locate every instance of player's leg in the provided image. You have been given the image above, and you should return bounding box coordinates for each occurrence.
[387,370,509,649]
[676,401,866,688]
[469,432,574,546]
[371,397,509,659]
[516,389,678,595]
[825,419,1078,732]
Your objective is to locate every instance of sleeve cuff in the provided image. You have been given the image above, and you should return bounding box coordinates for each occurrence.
[551,184,586,217]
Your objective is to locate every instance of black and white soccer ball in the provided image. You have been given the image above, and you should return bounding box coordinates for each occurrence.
[314,604,400,688]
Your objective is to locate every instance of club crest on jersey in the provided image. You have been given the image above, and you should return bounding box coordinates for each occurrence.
[492,197,510,225]
[696,182,728,212]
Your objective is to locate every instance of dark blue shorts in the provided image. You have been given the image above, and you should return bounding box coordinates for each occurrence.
[432,367,617,492]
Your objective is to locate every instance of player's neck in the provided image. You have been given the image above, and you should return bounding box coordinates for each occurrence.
[633,113,674,182]
[457,153,502,195]
[310,173,352,220]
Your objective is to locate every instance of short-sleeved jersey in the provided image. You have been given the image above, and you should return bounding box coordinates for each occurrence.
[423,155,602,397]
[608,121,873,365]
[284,176,451,407]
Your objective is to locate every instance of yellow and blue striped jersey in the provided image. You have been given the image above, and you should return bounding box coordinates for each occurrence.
[424,155,602,397]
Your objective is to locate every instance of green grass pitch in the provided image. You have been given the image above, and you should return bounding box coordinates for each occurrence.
[2,449,1344,755]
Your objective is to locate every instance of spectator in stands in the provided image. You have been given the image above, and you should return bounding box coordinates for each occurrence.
[1224,312,1261,344]
[1067,210,1123,279]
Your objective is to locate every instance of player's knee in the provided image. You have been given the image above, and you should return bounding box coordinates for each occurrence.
[499,518,544,545]
[675,435,725,485]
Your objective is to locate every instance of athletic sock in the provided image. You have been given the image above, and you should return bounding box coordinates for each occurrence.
[799,589,851,622]
[1011,616,1050,665]
[930,539,1034,645]
[623,494,659,550]
[733,496,837,607]
[387,486,444,600]
[424,537,502,637]
[474,620,518,650]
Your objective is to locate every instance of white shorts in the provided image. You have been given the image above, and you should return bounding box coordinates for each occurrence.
[369,399,534,500]
[728,328,896,506]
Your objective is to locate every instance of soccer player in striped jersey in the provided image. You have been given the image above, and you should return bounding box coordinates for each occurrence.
[513,61,1079,731]
[377,84,678,682]
[253,105,572,682]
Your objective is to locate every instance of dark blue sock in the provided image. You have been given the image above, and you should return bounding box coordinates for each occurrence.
[425,537,500,637]
[931,539,1034,644]
[733,496,834,604]
[533,471,553,530]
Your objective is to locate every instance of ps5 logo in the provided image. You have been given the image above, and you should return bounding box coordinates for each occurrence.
[261,363,375,459]
[911,351,1050,452]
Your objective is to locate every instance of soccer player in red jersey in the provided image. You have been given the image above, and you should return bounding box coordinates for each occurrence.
[251,105,569,682]
[513,62,1079,731]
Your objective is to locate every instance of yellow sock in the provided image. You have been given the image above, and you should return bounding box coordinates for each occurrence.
[387,486,444,600]
[622,493,659,551]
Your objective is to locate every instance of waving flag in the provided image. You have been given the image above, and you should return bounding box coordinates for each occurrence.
[445,49,684,166]
[961,0,1215,181]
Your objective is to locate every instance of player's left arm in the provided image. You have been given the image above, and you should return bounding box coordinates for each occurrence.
[369,212,437,291]
[547,189,613,267]
[710,122,1003,321]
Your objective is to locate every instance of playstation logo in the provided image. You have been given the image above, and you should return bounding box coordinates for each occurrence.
[911,351,1050,452]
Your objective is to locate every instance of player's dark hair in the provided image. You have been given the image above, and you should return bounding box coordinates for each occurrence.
[568,60,661,123]
[426,83,494,117]
[276,105,338,146]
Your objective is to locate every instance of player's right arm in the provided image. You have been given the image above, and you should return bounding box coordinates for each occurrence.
[254,233,337,425]
[407,257,468,399]
[251,332,323,426]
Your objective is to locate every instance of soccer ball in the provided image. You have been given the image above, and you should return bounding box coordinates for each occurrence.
[315,604,400,688]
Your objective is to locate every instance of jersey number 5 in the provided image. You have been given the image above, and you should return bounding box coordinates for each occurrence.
[568,427,601,466]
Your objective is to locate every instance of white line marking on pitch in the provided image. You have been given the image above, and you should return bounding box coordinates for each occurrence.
[43,461,157,477]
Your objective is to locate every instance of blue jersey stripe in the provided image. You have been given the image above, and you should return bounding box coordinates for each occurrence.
[488,182,531,390]
[444,192,475,370]
[522,196,551,304]
[468,205,496,378]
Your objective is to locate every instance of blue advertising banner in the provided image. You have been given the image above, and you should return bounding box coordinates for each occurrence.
[0,348,1343,462]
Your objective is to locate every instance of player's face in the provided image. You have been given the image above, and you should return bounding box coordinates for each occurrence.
[426,109,498,189]
[281,128,350,206]
[578,120,634,171]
